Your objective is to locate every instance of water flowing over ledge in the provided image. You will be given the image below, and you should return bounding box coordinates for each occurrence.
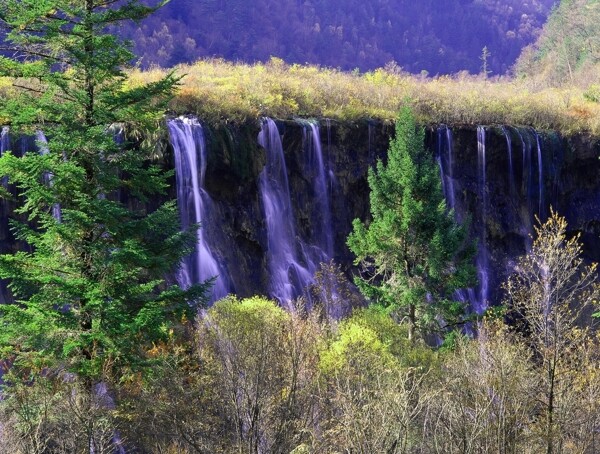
[168,117,231,301]
[162,117,600,313]
[0,119,597,315]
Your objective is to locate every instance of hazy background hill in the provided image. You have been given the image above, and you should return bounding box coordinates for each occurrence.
[516,0,600,87]
[126,0,556,75]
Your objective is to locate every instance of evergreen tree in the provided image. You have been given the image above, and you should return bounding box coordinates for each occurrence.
[347,106,476,341]
[0,0,206,396]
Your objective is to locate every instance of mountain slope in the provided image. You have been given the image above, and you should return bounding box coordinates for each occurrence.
[516,0,600,87]
[125,0,555,75]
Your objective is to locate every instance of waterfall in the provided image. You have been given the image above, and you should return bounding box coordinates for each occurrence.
[36,131,62,222]
[436,126,489,315]
[533,129,545,219]
[303,121,334,259]
[437,125,456,211]
[258,118,313,306]
[1,127,9,186]
[325,118,337,194]
[519,129,536,229]
[93,383,126,454]
[514,127,548,248]
[502,126,513,177]
[502,126,517,198]
[167,117,230,302]
[475,126,489,313]
[445,127,456,211]
[0,127,9,306]
[0,127,8,154]
[547,132,563,210]
[516,127,527,188]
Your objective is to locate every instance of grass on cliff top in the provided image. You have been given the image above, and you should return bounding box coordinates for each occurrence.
[126,58,600,135]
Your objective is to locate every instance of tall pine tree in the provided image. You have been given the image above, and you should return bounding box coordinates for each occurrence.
[0,0,206,392]
[347,106,476,341]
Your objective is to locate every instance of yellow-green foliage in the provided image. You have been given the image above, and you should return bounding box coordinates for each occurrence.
[126,58,600,135]
[319,322,395,376]
[206,295,288,337]
[515,0,600,91]
[343,307,439,368]
[320,307,439,375]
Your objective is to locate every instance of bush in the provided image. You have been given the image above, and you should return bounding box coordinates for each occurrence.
[125,59,600,134]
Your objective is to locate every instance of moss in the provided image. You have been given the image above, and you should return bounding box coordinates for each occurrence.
[201,120,265,193]
[123,60,600,137]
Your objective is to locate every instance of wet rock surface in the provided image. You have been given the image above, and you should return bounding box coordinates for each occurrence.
[191,119,600,307]
[2,120,599,308]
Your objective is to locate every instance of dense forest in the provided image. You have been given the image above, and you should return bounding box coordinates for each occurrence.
[2,0,600,453]
[125,0,555,75]
[517,0,600,86]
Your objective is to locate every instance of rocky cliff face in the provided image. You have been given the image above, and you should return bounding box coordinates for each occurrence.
[183,119,391,300]
[176,118,600,309]
[2,120,598,310]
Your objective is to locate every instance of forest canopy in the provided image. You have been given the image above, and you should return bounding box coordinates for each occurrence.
[123,0,555,75]
[517,0,600,87]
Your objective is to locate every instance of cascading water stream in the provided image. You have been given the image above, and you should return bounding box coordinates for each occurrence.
[502,126,517,198]
[0,126,12,306]
[439,126,546,315]
[533,129,544,219]
[167,117,230,301]
[1,127,8,154]
[258,118,313,306]
[475,126,490,313]
[325,119,337,195]
[514,127,547,249]
[93,383,126,454]
[1,127,9,186]
[436,126,484,315]
[519,129,536,228]
[445,127,456,211]
[304,119,348,317]
[437,125,456,211]
[516,128,527,187]
[303,122,334,259]
[36,131,62,221]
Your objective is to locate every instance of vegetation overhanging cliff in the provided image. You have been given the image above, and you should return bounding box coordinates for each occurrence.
[123,58,600,136]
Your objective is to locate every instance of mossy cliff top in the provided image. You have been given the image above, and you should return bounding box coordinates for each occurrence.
[125,58,600,136]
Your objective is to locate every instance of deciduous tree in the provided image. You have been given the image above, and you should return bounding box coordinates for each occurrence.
[424,322,537,454]
[198,296,321,453]
[503,211,600,454]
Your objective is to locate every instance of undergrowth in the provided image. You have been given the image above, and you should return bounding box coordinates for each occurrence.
[125,58,600,135]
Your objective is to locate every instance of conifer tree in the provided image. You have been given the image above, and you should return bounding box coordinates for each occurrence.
[347,106,476,341]
[0,0,206,391]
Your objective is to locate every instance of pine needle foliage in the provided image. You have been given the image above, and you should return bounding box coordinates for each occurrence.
[0,0,208,384]
[347,105,476,341]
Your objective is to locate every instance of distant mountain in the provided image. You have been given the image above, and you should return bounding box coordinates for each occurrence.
[125,0,556,75]
[516,0,600,87]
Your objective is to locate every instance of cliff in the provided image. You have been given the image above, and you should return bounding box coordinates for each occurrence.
[1,119,598,311]
[162,118,600,310]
